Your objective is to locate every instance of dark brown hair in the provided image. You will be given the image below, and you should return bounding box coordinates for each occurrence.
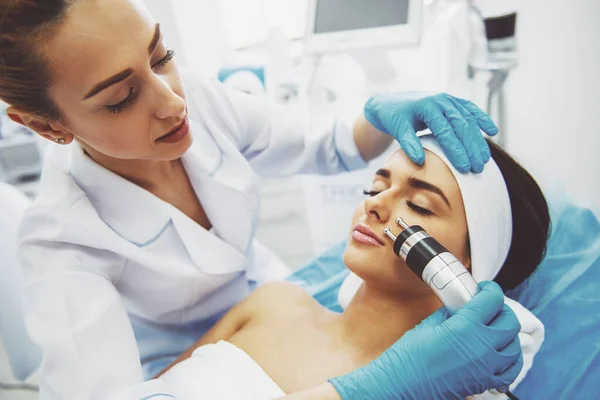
[487,139,550,291]
[0,0,73,120]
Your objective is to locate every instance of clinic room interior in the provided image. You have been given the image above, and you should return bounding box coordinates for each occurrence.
[0,0,598,400]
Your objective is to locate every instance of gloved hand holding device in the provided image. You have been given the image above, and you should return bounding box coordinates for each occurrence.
[329,281,523,400]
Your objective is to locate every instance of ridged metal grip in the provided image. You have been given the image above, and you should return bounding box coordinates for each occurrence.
[421,252,480,314]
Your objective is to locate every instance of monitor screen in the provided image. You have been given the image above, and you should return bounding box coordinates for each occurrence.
[314,0,410,34]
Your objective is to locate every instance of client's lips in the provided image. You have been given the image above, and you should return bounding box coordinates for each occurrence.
[157,117,189,144]
[352,223,385,246]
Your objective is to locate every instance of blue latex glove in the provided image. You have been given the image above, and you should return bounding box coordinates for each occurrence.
[364,93,499,173]
[329,281,523,400]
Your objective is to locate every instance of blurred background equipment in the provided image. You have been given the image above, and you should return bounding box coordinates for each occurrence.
[0,103,43,198]
[468,1,519,148]
[304,0,421,54]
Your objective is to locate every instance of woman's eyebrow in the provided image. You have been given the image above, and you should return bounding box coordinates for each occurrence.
[83,69,133,100]
[147,23,161,54]
[408,177,451,209]
[375,169,390,179]
[83,23,161,100]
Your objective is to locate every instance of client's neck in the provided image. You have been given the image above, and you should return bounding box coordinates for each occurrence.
[338,283,441,359]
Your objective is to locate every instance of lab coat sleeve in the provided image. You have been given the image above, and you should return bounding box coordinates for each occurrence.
[19,241,151,399]
[18,236,198,400]
[184,74,368,177]
[19,204,265,400]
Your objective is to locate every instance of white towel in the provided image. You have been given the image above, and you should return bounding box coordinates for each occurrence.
[474,297,545,398]
[159,340,285,399]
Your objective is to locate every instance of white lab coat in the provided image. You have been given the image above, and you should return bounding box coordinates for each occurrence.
[17,74,367,400]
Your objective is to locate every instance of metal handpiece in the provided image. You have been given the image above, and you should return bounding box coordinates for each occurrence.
[395,217,409,229]
[383,217,479,315]
[383,228,397,242]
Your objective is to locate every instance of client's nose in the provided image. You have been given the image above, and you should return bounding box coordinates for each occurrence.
[364,192,392,224]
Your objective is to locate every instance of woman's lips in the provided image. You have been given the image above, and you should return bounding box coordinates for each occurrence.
[352,223,385,246]
[157,117,190,144]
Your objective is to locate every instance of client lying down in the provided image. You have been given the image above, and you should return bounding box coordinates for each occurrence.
[159,136,550,399]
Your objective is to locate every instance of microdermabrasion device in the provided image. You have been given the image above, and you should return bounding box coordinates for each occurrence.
[383,217,520,400]
[383,217,479,314]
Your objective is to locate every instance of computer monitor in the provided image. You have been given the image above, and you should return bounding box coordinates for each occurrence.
[304,0,422,54]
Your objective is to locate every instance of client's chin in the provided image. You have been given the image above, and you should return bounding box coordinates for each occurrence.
[343,243,420,288]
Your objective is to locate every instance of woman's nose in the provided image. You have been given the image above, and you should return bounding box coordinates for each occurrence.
[364,193,392,224]
[152,76,186,120]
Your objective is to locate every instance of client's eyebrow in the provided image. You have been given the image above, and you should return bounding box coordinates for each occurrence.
[83,23,161,100]
[408,177,451,209]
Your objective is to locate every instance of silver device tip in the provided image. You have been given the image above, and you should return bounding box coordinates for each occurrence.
[383,228,397,242]
[395,217,409,229]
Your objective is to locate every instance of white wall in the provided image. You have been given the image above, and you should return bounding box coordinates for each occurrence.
[220,0,308,49]
[502,0,600,206]
[143,0,231,77]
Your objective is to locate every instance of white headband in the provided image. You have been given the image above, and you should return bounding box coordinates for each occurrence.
[419,134,513,282]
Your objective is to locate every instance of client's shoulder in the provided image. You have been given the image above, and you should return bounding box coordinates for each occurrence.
[247,282,320,319]
[251,282,315,307]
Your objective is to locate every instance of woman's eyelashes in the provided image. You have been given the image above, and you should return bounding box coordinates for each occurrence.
[105,87,138,115]
[363,189,381,197]
[152,49,176,69]
[363,189,434,216]
[406,201,434,216]
[104,49,177,115]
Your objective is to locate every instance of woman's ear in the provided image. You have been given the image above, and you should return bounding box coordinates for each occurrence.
[6,106,74,144]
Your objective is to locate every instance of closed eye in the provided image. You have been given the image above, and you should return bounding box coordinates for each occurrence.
[407,201,433,216]
[363,190,434,216]
[105,87,138,115]
[153,49,176,69]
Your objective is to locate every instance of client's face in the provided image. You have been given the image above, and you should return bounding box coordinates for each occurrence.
[344,149,470,297]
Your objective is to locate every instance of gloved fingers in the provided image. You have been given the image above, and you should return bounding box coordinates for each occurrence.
[436,95,485,173]
[364,96,426,165]
[454,281,505,325]
[494,342,524,386]
[398,127,426,165]
[455,98,499,136]
[447,96,491,165]
[415,98,470,173]
[488,305,522,350]
[492,336,522,374]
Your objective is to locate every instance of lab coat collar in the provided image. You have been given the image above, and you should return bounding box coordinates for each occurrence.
[181,121,259,255]
[69,119,224,247]
[70,144,170,247]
